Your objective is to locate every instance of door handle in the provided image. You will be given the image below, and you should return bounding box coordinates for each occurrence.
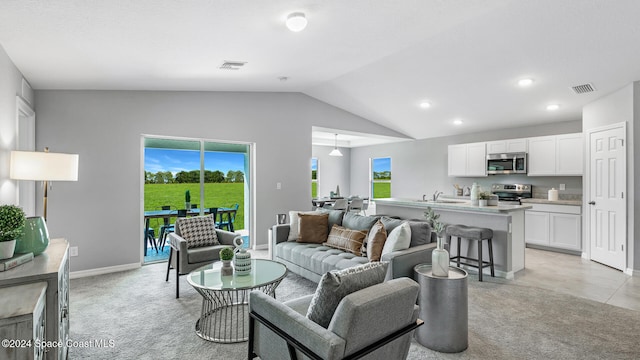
[588,201,596,205]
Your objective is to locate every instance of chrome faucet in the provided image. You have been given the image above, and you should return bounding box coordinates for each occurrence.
[433,191,443,201]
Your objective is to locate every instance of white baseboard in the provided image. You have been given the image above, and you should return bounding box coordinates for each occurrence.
[70,262,140,279]
[624,268,637,276]
[581,252,589,259]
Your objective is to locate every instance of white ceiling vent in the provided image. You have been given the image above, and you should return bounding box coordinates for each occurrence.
[219,61,247,70]
[570,83,596,94]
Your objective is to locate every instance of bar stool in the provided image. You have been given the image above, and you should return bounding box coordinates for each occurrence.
[446,224,495,281]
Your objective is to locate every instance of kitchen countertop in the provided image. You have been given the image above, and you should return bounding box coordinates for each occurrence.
[374,198,531,213]
[520,198,582,206]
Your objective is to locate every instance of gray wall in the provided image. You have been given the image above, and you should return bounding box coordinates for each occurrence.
[0,45,31,205]
[350,120,583,200]
[583,82,638,272]
[312,145,351,198]
[34,90,405,272]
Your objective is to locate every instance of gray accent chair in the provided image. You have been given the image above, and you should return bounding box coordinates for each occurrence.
[165,220,240,298]
[248,278,422,360]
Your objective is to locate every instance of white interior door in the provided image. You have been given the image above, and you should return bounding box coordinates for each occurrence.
[588,124,626,271]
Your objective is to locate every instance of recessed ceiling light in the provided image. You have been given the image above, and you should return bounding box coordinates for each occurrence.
[518,78,534,87]
[419,101,431,109]
[286,12,307,32]
[453,119,463,125]
[546,104,560,111]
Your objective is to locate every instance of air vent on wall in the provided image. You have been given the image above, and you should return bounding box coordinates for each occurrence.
[570,83,596,94]
[219,61,247,70]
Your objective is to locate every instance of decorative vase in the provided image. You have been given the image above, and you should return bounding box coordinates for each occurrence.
[470,183,480,206]
[15,216,50,255]
[479,199,488,207]
[431,237,449,277]
[0,240,16,260]
[233,237,251,276]
[185,202,191,210]
[221,260,233,276]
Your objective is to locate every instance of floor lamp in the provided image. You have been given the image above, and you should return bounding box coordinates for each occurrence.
[10,148,79,221]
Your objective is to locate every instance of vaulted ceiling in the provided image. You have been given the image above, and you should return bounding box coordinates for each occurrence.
[1,0,639,142]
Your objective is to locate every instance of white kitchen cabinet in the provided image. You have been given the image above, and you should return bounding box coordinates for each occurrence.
[486,139,527,154]
[527,136,556,175]
[524,211,550,246]
[448,142,487,177]
[525,203,582,251]
[556,133,583,175]
[527,133,583,176]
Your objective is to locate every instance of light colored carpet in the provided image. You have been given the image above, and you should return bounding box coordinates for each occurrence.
[69,262,640,359]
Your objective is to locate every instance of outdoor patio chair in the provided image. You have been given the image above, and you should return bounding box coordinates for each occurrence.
[217,203,239,231]
[159,208,187,252]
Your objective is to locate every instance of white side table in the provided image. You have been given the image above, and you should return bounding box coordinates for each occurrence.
[414,264,468,353]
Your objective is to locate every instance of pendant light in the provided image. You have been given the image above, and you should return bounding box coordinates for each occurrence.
[329,134,343,157]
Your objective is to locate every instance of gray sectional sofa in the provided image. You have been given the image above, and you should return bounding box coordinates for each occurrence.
[271,210,437,282]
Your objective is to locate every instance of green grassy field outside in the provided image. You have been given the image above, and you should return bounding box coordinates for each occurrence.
[145,183,244,236]
[373,182,391,199]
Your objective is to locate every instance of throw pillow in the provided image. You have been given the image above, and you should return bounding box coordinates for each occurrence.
[324,224,368,255]
[288,210,320,241]
[380,216,405,235]
[176,215,219,249]
[362,220,387,261]
[306,262,389,328]
[381,221,411,257]
[298,213,329,244]
[342,212,378,232]
[314,209,345,232]
[407,220,432,247]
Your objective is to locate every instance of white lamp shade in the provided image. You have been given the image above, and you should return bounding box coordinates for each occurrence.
[329,148,343,157]
[10,150,79,181]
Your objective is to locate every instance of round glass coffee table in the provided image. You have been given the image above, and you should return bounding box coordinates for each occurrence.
[187,259,287,343]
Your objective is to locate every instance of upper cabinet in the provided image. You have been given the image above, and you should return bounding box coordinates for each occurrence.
[486,139,527,154]
[448,142,487,177]
[528,133,583,176]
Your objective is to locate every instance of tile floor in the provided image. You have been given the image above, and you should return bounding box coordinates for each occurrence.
[251,247,640,312]
[514,248,640,311]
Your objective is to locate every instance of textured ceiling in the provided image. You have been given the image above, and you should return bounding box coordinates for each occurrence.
[1,0,639,141]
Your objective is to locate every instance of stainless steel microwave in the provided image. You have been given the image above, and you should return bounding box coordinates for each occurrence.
[486,153,527,175]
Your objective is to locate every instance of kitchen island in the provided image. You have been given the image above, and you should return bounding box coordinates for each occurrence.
[375,198,531,279]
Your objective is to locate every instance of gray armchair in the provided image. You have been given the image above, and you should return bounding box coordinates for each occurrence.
[248,277,422,360]
[165,216,240,298]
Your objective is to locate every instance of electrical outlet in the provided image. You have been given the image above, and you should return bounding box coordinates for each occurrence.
[70,246,78,257]
[559,184,566,191]
[276,182,282,190]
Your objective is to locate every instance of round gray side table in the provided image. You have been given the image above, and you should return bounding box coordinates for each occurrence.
[414,264,468,353]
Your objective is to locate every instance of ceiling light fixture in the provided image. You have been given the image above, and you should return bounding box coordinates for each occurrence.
[286,12,308,32]
[453,119,463,125]
[546,104,560,111]
[329,134,343,157]
[419,101,431,109]
[518,78,534,87]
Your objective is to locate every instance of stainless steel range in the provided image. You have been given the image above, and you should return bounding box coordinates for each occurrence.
[490,183,532,204]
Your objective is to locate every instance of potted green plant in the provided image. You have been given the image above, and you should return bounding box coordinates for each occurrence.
[219,247,234,276]
[185,190,191,209]
[0,205,26,259]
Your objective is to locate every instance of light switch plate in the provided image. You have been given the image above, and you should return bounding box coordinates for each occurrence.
[276,182,282,190]
[559,184,566,190]
[70,247,78,257]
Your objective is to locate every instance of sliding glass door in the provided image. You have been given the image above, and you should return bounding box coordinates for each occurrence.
[143,136,252,263]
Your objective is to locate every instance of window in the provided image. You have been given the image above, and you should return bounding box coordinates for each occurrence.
[371,157,391,199]
[311,157,318,198]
